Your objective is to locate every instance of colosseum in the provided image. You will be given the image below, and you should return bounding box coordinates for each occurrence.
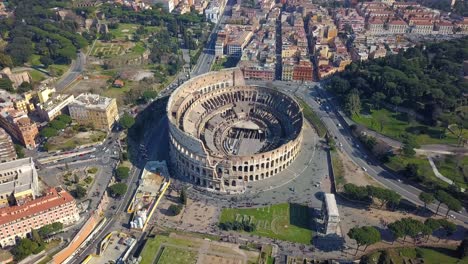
[167,68,303,194]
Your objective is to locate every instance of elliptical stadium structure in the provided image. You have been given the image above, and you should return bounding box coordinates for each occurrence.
[167,69,303,193]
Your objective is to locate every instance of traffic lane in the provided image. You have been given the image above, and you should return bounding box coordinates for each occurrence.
[285,83,457,218]
[71,166,142,263]
[301,86,468,222]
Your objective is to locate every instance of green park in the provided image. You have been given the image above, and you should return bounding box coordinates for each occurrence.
[219,203,313,244]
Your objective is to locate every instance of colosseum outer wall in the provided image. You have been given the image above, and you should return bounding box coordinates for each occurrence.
[167,68,303,193]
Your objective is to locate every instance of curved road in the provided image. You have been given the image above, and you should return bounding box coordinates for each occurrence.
[247,80,468,223]
[55,51,86,91]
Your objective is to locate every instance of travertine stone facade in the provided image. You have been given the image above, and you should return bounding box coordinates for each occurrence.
[167,68,303,193]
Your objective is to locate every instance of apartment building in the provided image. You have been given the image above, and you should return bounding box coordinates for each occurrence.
[387,19,408,34]
[367,18,385,35]
[226,31,253,57]
[240,62,275,81]
[437,21,454,34]
[68,93,118,131]
[0,128,16,164]
[0,108,38,149]
[0,187,79,247]
[36,94,75,122]
[0,158,38,208]
[412,21,433,34]
[281,60,294,81]
[292,60,313,82]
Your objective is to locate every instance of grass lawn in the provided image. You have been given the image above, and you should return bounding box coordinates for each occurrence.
[365,247,464,264]
[46,130,106,152]
[331,150,346,188]
[297,98,327,138]
[211,56,239,71]
[140,235,201,264]
[29,54,42,66]
[385,154,448,188]
[434,155,468,189]
[103,81,133,98]
[219,203,313,244]
[110,23,160,41]
[352,108,467,145]
[29,69,46,82]
[49,64,70,77]
[131,42,147,54]
[157,247,197,264]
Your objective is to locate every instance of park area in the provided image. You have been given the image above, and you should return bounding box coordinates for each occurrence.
[219,203,313,244]
[364,246,463,264]
[434,155,468,189]
[352,108,467,146]
[109,23,160,41]
[90,41,134,58]
[45,129,106,152]
[140,233,260,264]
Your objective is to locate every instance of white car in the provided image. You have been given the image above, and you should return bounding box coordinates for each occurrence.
[361,166,367,172]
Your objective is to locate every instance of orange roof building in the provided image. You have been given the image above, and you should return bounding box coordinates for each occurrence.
[0,187,79,247]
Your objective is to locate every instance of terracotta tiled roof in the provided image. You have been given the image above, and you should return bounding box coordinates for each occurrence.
[0,188,75,226]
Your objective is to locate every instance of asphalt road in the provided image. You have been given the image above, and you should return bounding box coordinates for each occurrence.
[190,0,232,76]
[55,51,86,91]
[246,80,468,223]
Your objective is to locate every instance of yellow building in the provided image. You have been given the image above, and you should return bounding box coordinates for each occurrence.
[281,61,294,81]
[68,93,119,131]
[281,45,298,58]
[37,87,56,104]
[327,26,338,41]
[13,99,34,113]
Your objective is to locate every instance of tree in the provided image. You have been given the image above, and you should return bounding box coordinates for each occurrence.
[419,192,435,211]
[375,114,389,132]
[438,219,457,241]
[0,78,13,92]
[74,174,80,184]
[404,163,419,179]
[40,127,58,138]
[31,229,43,245]
[180,188,187,205]
[56,114,72,124]
[0,53,13,68]
[345,92,361,116]
[142,90,158,101]
[401,143,416,157]
[38,222,63,239]
[424,218,441,241]
[11,238,44,260]
[50,120,67,130]
[435,190,461,216]
[371,92,386,109]
[168,204,183,215]
[444,195,462,217]
[119,113,135,129]
[457,238,468,259]
[14,144,25,158]
[327,76,350,94]
[115,166,130,180]
[74,185,87,199]
[343,183,369,201]
[17,81,32,93]
[348,226,381,255]
[389,218,428,244]
[109,183,128,197]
